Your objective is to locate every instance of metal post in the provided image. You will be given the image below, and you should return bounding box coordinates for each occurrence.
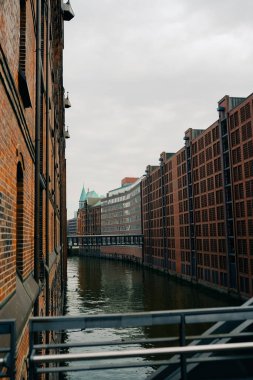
[29,321,37,380]
[9,321,16,380]
[180,314,187,380]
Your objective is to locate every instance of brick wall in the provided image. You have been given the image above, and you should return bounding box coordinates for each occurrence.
[0,0,68,378]
[100,246,143,261]
[142,93,253,298]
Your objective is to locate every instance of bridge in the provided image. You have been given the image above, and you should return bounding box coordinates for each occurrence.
[2,299,253,379]
[67,234,143,247]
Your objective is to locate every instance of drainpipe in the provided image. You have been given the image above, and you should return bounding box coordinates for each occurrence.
[45,0,50,317]
[34,0,42,316]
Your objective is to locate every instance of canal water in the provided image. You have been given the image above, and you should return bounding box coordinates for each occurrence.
[63,255,241,380]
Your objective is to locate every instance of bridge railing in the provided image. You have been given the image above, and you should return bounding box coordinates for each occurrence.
[0,320,16,380]
[67,234,143,247]
[29,304,253,379]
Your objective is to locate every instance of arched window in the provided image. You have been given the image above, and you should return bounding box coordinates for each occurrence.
[16,162,24,276]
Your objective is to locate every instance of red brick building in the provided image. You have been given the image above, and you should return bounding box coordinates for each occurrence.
[77,187,102,235]
[142,94,253,298]
[0,0,73,378]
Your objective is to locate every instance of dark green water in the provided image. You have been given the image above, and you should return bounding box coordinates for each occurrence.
[63,255,241,379]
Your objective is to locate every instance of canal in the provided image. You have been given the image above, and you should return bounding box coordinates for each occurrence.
[63,254,241,379]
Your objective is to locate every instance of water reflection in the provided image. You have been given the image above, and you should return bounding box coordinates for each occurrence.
[63,255,240,379]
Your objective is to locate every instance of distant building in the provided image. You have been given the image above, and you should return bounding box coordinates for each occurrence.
[100,177,143,262]
[67,217,77,235]
[77,186,102,235]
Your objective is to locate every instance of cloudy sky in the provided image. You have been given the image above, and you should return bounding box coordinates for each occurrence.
[63,0,253,218]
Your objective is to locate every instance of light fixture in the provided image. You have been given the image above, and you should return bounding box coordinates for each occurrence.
[64,92,71,108]
[64,126,70,139]
[62,0,75,21]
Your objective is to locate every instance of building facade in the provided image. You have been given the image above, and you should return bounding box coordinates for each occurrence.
[100,178,143,261]
[0,0,73,378]
[77,187,102,235]
[142,93,253,298]
[67,216,77,235]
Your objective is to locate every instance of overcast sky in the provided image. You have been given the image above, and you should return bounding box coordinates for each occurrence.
[64,0,253,219]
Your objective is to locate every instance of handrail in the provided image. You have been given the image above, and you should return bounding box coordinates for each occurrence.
[30,306,253,331]
[29,305,253,379]
[31,340,253,363]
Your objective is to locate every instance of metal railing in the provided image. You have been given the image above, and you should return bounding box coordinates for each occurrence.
[67,234,144,247]
[29,304,253,379]
[0,320,16,380]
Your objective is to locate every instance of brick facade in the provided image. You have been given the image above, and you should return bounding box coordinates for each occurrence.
[142,94,253,298]
[0,0,69,378]
[77,203,101,235]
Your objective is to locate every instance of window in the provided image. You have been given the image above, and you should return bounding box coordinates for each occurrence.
[240,103,251,123]
[243,141,253,160]
[216,189,223,204]
[19,0,32,107]
[242,122,252,142]
[237,221,246,236]
[212,125,219,141]
[19,0,26,74]
[237,239,247,255]
[215,173,223,188]
[234,183,244,200]
[217,206,224,220]
[201,194,207,208]
[232,147,241,165]
[231,129,240,147]
[205,132,212,146]
[207,177,214,191]
[235,201,245,218]
[206,146,213,161]
[16,162,24,275]
[233,165,242,182]
[213,141,220,157]
[200,165,206,179]
[207,162,213,176]
[244,161,253,178]
[208,192,215,206]
[214,157,221,172]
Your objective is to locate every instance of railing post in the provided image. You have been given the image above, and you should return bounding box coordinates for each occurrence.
[29,321,38,380]
[180,314,187,380]
[9,321,16,380]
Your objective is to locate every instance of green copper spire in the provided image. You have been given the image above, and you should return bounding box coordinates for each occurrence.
[79,185,87,202]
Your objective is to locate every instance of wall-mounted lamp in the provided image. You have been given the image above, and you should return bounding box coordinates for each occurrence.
[64,126,70,139]
[64,92,71,108]
[62,0,75,21]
